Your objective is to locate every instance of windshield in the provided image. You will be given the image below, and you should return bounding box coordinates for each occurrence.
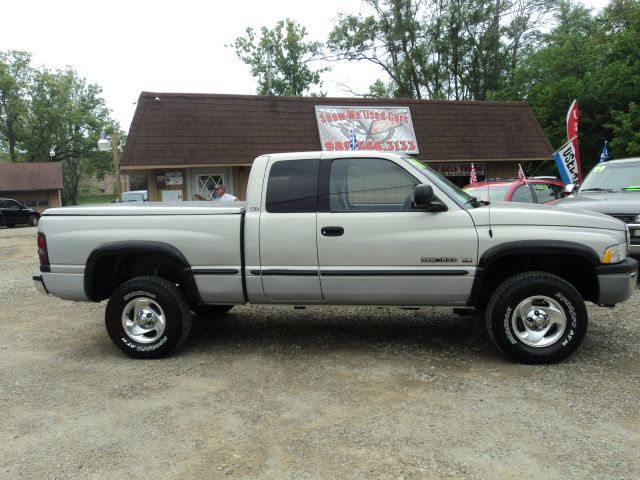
[580,162,640,192]
[122,192,145,202]
[463,185,510,202]
[401,156,481,208]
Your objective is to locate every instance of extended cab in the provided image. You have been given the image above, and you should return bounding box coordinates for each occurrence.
[33,152,638,363]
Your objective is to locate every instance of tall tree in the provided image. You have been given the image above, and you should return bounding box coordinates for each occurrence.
[230,19,328,96]
[328,0,553,100]
[500,0,640,170]
[0,51,32,161]
[22,67,117,204]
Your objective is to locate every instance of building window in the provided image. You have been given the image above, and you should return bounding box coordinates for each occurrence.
[196,174,224,200]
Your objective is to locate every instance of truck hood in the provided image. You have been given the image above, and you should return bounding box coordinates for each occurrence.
[42,201,245,216]
[467,201,625,230]
[551,191,640,216]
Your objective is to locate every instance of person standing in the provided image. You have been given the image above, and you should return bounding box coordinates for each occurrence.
[214,184,238,201]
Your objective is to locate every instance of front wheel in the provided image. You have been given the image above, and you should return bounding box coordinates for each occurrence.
[105,276,192,359]
[485,272,588,364]
[28,214,39,226]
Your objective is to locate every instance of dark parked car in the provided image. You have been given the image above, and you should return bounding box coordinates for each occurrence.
[551,157,640,258]
[0,198,41,227]
[463,177,565,204]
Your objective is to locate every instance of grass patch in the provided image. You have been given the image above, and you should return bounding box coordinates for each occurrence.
[76,193,116,205]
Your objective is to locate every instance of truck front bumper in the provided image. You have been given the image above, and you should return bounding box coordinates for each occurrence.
[33,275,49,296]
[595,258,638,306]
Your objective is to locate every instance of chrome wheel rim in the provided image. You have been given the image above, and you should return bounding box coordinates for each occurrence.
[121,297,166,344]
[511,295,567,348]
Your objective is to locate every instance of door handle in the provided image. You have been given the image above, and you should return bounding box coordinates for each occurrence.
[321,226,344,237]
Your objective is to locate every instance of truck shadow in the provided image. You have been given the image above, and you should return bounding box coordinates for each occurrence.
[185,306,494,360]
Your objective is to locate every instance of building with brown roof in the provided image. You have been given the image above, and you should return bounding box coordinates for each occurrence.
[0,162,63,210]
[122,92,554,201]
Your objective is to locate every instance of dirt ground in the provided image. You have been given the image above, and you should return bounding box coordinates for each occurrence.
[1,226,638,479]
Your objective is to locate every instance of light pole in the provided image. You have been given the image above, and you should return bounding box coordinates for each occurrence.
[49,147,55,162]
[98,133,121,202]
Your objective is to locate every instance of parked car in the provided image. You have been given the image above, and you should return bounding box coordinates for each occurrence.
[551,157,640,258]
[464,178,565,204]
[0,198,41,227]
[121,190,148,202]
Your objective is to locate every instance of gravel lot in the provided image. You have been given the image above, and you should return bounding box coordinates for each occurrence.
[1,226,639,479]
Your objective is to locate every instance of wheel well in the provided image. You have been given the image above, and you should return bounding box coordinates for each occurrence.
[86,252,198,305]
[472,253,599,309]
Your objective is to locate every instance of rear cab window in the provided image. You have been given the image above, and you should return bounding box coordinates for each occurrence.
[265,159,320,213]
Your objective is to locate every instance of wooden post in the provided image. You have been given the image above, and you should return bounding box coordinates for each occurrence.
[112,134,121,202]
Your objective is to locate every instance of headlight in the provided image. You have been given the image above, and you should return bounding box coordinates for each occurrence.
[602,242,628,264]
[634,214,640,222]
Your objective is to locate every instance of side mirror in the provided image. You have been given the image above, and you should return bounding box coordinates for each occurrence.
[413,184,447,212]
[563,183,576,195]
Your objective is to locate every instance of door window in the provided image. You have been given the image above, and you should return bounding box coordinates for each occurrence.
[510,184,535,203]
[532,183,563,203]
[329,158,418,211]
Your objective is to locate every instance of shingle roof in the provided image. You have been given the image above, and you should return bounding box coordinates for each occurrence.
[0,162,63,191]
[121,92,553,168]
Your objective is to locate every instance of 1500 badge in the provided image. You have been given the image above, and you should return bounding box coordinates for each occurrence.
[421,257,473,263]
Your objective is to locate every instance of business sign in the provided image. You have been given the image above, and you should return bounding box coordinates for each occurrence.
[165,171,183,186]
[315,106,419,154]
[430,163,485,177]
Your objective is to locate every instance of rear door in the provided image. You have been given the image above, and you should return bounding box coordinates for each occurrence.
[316,156,477,306]
[258,159,323,301]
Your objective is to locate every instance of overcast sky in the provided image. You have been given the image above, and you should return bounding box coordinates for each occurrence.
[1,0,609,131]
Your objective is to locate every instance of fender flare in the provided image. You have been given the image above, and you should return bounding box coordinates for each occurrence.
[468,240,600,306]
[84,240,200,304]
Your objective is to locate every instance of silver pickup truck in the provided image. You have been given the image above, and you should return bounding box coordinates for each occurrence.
[33,152,638,363]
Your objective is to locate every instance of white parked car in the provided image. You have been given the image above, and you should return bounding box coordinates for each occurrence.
[121,190,148,202]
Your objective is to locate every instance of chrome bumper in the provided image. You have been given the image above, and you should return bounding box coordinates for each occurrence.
[595,258,638,306]
[32,275,49,295]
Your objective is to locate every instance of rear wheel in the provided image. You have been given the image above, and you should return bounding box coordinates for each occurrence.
[105,276,192,359]
[485,272,588,364]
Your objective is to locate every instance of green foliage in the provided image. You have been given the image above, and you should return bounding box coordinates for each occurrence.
[608,103,640,157]
[0,51,32,161]
[0,51,121,205]
[499,0,640,172]
[230,19,328,96]
[76,193,116,205]
[328,0,554,100]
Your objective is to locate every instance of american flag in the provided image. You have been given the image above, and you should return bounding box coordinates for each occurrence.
[349,125,358,151]
[469,163,477,184]
[518,163,527,184]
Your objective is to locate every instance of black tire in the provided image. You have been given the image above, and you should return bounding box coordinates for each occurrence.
[28,215,39,226]
[485,271,588,364]
[7,223,16,228]
[105,276,192,359]
[192,304,234,318]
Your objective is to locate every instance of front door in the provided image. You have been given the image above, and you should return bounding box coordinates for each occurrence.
[317,156,478,305]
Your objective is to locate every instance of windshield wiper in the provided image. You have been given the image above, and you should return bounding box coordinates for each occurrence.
[579,187,614,192]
